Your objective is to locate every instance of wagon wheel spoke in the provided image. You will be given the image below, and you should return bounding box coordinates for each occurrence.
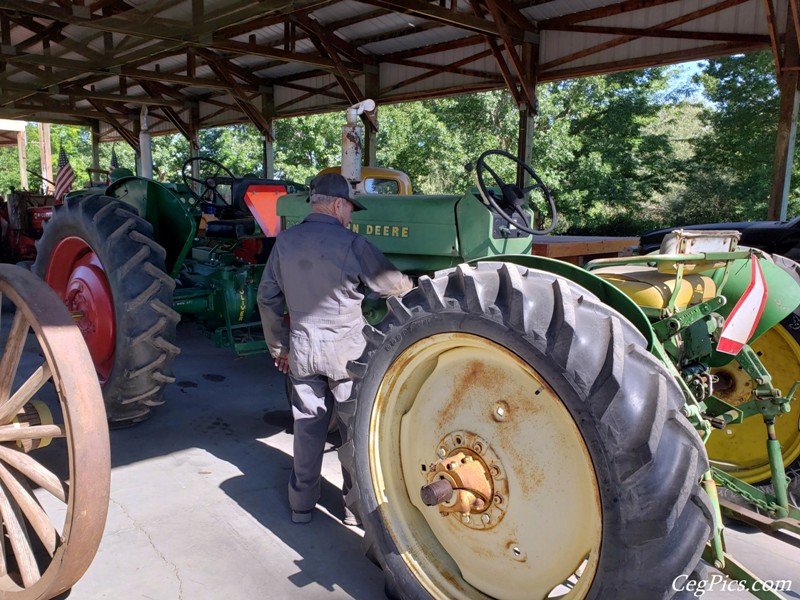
[0,479,39,588]
[0,312,30,407]
[0,445,67,503]
[0,265,110,598]
[0,363,52,425]
[0,465,57,556]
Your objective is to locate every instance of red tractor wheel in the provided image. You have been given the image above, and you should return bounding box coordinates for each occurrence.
[33,194,179,425]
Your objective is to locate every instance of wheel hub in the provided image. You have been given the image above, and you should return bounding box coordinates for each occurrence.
[46,237,116,382]
[421,430,508,530]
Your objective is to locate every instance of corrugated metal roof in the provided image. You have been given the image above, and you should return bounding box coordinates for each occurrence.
[0,0,793,142]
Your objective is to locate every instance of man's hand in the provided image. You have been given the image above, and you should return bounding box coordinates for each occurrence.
[274,357,289,374]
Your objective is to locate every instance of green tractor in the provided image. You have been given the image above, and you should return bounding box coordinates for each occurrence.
[33,159,303,424]
[31,102,800,598]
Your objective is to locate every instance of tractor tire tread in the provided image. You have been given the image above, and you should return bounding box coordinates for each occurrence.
[341,261,711,600]
[33,194,178,424]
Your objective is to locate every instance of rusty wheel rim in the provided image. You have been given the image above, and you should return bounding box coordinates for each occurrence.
[708,323,800,482]
[371,333,601,600]
[0,265,110,599]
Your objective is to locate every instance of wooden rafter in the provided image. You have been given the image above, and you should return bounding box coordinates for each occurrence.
[295,14,378,130]
[197,49,275,141]
[543,23,768,44]
[540,0,752,72]
[543,40,765,82]
[539,0,681,28]
[137,80,194,142]
[468,0,520,104]
[761,0,782,71]
[274,81,340,112]
[358,0,522,38]
[792,0,800,45]
[484,0,536,110]
[381,48,496,94]
[87,99,139,149]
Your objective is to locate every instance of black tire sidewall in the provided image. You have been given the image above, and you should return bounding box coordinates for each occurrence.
[34,195,176,421]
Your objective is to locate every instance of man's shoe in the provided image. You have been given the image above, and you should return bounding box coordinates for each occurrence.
[343,506,361,527]
[292,510,313,524]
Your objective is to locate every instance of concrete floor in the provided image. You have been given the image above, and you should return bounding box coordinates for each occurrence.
[64,323,799,600]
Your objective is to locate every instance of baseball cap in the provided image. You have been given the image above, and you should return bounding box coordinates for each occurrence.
[310,173,366,211]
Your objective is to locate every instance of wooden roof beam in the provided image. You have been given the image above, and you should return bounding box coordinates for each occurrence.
[358,0,526,38]
[197,49,275,141]
[468,0,520,104]
[485,0,536,32]
[540,0,752,71]
[485,0,536,110]
[540,0,682,28]
[381,48,496,94]
[382,34,485,61]
[87,98,139,149]
[761,0,782,71]
[544,23,768,44]
[295,14,378,130]
[215,0,335,39]
[274,81,340,112]
[542,40,765,81]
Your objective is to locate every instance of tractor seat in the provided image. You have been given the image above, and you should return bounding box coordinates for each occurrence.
[205,218,256,240]
[593,264,717,310]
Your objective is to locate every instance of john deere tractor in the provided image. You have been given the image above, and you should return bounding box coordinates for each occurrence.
[31,101,800,598]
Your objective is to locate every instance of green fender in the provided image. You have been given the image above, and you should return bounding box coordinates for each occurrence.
[709,256,800,367]
[106,176,197,278]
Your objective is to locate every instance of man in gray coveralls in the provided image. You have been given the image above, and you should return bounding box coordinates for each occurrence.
[257,172,413,525]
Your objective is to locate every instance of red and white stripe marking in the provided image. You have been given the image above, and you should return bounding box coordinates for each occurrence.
[717,256,768,355]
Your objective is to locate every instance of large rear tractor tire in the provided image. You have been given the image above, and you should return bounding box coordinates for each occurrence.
[340,262,713,600]
[33,194,179,425]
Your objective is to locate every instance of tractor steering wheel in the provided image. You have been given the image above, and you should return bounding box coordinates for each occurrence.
[473,149,557,236]
[181,157,236,208]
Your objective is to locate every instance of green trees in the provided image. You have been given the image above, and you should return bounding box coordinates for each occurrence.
[0,50,793,235]
[671,52,795,224]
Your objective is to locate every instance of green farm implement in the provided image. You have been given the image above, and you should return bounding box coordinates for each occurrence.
[30,102,800,599]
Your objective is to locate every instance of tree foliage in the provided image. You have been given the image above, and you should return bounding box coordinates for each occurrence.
[1,50,792,236]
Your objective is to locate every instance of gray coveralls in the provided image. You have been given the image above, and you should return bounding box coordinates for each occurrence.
[258,212,413,513]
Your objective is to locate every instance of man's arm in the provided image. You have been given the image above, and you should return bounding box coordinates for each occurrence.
[257,247,290,361]
[354,237,414,298]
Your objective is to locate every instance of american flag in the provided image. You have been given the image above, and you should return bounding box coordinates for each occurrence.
[106,147,119,185]
[54,146,75,201]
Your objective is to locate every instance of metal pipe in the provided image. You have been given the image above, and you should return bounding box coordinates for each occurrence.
[341,99,375,192]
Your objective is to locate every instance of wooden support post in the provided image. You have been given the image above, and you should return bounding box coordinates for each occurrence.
[517,104,534,188]
[16,130,28,191]
[769,10,800,221]
[261,91,275,178]
[132,111,141,176]
[188,104,200,190]
[38,123,52,195]
[516,43,538,188]
[90,121,100,173]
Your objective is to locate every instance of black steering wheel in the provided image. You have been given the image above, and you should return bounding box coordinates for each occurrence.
[473,149,557,235]
[181,157,236,208]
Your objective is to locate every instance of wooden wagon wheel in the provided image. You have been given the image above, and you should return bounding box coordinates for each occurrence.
[0,265,110,599]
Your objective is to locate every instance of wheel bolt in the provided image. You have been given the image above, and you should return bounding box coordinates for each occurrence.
[437,447,447,458]
[481,514,490,524]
